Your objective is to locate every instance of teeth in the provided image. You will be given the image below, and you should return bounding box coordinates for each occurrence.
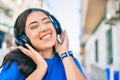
[42,34,51,39]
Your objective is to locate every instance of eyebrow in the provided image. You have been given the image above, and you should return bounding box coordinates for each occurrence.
[28,17,50,28]
[28,21,37,28]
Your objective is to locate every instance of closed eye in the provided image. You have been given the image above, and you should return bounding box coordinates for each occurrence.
[30,25,39,30]
[43,19,52,25]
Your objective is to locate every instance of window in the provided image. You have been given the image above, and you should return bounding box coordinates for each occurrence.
[107,28,113,64]
[95,40,99,62]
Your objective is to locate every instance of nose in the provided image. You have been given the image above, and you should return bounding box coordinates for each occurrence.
[39,24,48,32]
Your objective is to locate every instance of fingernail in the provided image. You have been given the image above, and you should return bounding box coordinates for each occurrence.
[25,43,28,46]
[18,46,22,48]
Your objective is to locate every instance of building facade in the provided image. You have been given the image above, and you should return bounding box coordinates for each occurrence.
[81,0,120,80]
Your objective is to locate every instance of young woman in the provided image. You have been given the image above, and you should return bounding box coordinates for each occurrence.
[0,8,86,80]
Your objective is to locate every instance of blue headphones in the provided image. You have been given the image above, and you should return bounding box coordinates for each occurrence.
[14,8,62,47]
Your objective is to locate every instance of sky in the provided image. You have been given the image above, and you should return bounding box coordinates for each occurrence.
[42,0,82,59]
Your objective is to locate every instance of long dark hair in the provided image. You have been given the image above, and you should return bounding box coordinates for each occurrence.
[0,8,53,78]
[0,48,36,77]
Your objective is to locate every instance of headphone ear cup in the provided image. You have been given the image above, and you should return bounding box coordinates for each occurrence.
[15,33,36,49]
[50,15,62,35]
[15,33,31,47]
[52,21,61,35]
[15,35,25,46]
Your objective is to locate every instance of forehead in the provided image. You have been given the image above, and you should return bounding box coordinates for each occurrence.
[28,11,48,18]
[26,12,48,24]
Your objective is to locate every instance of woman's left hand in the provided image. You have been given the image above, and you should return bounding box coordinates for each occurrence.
[55,30,69,56]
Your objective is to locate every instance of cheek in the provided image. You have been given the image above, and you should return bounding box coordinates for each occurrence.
[52,35,57,44]
[52,28,57,38]
[53,32,57,42]
[26,32,39,44]
[30,35,38,43]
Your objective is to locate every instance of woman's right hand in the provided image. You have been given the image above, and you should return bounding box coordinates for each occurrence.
[19,43,47,72]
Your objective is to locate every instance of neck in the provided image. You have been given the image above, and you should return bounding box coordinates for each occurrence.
[38,48,54,59]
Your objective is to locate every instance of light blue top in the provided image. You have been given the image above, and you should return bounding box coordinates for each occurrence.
[0,53,86,80]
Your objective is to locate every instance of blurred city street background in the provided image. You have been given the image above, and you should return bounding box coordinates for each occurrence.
[0,0,120,80]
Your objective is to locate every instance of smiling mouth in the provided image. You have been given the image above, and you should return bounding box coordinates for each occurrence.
[40,33,52,40]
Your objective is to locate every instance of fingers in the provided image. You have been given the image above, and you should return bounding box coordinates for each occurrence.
[61,30,68,44]
[25,44,37,54]
[55,30,68,47]
[59,30,65,43]
[19,43,37,57]
[55,30,69,55]
[60,30,65,43]
[19,45,32,57]
[63,30,68,40]
[55,40,59,48]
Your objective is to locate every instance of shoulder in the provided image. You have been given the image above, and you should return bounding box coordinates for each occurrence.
[0,61,25,80]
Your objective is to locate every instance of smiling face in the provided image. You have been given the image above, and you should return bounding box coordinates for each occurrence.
[25,12,57,51]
